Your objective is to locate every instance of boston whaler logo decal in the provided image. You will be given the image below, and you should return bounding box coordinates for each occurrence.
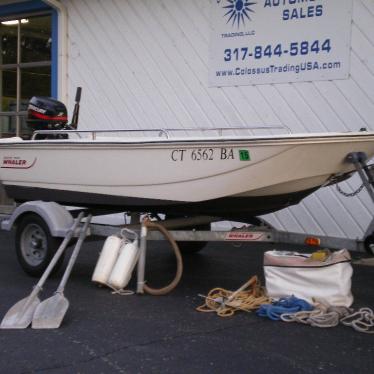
[1,156,37,169]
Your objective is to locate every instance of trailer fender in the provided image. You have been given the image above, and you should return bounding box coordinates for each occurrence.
[1,201,74,237]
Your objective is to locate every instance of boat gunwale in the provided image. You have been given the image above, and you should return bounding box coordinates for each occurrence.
[1,132,374,148]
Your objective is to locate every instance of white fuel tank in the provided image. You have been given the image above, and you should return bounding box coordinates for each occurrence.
[108,240,139,290]
[92,235,122,285]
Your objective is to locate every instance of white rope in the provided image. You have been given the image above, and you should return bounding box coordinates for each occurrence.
[103,282,135,296]
[340,308,374,334]
[281,302,352,328]
[281,301,374,334]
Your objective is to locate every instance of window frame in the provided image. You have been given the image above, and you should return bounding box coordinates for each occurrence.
[0,1,57,137]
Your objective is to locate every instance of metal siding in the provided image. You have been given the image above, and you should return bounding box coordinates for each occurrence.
[65,0,374,238]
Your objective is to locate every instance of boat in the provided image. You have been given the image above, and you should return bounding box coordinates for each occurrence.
[1,127,374,221]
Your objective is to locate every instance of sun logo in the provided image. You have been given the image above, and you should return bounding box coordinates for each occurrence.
[222,0,256,28]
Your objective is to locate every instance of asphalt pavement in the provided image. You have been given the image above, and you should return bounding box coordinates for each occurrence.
[0,230,373,374]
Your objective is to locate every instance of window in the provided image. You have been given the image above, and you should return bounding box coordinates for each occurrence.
[0,2,56,138]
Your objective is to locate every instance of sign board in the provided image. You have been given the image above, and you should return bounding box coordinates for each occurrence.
[209,0,353,86]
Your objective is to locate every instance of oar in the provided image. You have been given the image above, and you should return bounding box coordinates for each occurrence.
[0,212,85,329]
[32,215,92,329]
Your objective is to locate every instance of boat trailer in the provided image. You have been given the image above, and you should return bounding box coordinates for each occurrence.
[0,151,374,329]
[0,151,373,284]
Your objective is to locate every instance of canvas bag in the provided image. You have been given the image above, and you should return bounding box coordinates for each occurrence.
[264,249,353,307]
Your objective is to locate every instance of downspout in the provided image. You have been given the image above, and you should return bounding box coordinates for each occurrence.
[42,0,68,104]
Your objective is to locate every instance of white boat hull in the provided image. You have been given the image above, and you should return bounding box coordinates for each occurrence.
[1,132,374,219]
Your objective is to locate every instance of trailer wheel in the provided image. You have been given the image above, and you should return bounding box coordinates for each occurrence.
[158,215,210,254]
[15,214,64,277]
[176,224,210,254]
[364,234,374,256]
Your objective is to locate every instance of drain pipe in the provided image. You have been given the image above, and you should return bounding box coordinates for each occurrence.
[42,0,68,104]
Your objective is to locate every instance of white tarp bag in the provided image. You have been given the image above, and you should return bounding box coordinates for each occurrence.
[264,249,353,307]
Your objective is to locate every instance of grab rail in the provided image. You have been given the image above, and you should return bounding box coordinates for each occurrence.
[31,124,290,140]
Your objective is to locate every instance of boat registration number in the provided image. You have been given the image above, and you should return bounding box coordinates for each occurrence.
[171,148,250,162]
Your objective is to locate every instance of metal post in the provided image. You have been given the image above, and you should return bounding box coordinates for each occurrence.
[16,21,21,136]
[136,223,148,294]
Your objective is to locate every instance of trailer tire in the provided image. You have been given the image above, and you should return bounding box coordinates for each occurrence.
[156,215,209,254]
[364,234,374,256]
[176,224,210,254]
[15,214,64,277]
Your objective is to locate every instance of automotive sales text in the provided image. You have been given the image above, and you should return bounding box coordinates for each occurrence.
[264,0,323,21]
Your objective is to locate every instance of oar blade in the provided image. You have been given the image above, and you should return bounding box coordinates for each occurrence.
[32,293,69,329]
[0,296,41,329]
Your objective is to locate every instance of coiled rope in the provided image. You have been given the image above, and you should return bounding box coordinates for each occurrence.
[280,301,352,328]
[197,280,374,334]
[256,296,313,321]
[196,276,270,317]
[272,299,374,333]
[340,307,374,334]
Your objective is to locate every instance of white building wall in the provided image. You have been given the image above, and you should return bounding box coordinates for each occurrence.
[64,0,374,238]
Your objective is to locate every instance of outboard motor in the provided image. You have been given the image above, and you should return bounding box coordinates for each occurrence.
[27,96,68,131]
[26,88,81,139]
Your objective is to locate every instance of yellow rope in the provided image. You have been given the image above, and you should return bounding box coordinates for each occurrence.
[196,275,270,317]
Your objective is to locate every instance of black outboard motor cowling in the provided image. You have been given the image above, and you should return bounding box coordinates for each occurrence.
[26,96,68,131]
